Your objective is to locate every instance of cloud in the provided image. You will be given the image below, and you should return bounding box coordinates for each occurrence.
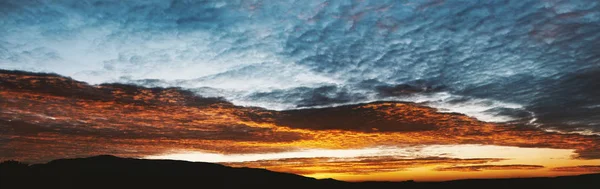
[1,0,600,134]
[374,83,442,98]
[2,70,600,165]
[273,102,441,132]
[550,165,600,172]
[223,156,504,175]
[436,165,545,172]
[248,85,365,108]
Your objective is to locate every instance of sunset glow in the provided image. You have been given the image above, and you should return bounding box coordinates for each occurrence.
[1,0,600,183]
[145,145,600,181]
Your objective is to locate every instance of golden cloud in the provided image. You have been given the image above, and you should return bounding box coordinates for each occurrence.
[1,70,600,164]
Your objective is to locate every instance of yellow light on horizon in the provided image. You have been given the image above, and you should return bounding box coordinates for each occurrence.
[143,144,600,181]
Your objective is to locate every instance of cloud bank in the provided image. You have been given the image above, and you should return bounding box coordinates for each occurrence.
[2,70,600,181]
[2,70,600,162]
[1,0,600,134]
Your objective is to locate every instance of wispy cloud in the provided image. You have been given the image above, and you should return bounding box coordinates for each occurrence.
[551,165,600,172]
[436,165,544,172]
[224,156,504,175]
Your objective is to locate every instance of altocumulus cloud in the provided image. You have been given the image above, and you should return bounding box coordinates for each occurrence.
[1,0,600,134]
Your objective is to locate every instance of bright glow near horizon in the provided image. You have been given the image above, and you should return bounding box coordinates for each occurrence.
[144,145,579,163]
[143,145,600,181]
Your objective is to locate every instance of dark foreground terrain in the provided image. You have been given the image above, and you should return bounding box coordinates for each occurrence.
[0,155,597,189]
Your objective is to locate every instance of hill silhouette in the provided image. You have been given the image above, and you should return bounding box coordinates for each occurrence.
[0,155,597,189]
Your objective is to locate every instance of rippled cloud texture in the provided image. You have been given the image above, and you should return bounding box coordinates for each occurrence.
[1,1,600,134]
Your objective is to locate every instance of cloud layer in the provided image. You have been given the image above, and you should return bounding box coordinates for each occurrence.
[2,69,600,181]
[2,70,600,161]
[224,157,505,175]
[1,0,600,134]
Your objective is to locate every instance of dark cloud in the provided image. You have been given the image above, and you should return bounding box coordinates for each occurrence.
[551,165,600,172]
[374,82,445,98]
[525,68,600,133]
[248,85,367,108]
[224,156,504,175]
[436,165,545,172]
[274,102,440,132]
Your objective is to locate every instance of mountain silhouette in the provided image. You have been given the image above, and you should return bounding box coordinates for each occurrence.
[1,155,597,189]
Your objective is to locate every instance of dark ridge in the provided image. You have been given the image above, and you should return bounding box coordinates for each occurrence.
[1,155,597,189]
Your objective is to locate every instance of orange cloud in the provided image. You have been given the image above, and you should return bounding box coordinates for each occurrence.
[1,69,600,165]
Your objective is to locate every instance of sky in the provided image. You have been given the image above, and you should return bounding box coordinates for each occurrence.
[1,0,600,181]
